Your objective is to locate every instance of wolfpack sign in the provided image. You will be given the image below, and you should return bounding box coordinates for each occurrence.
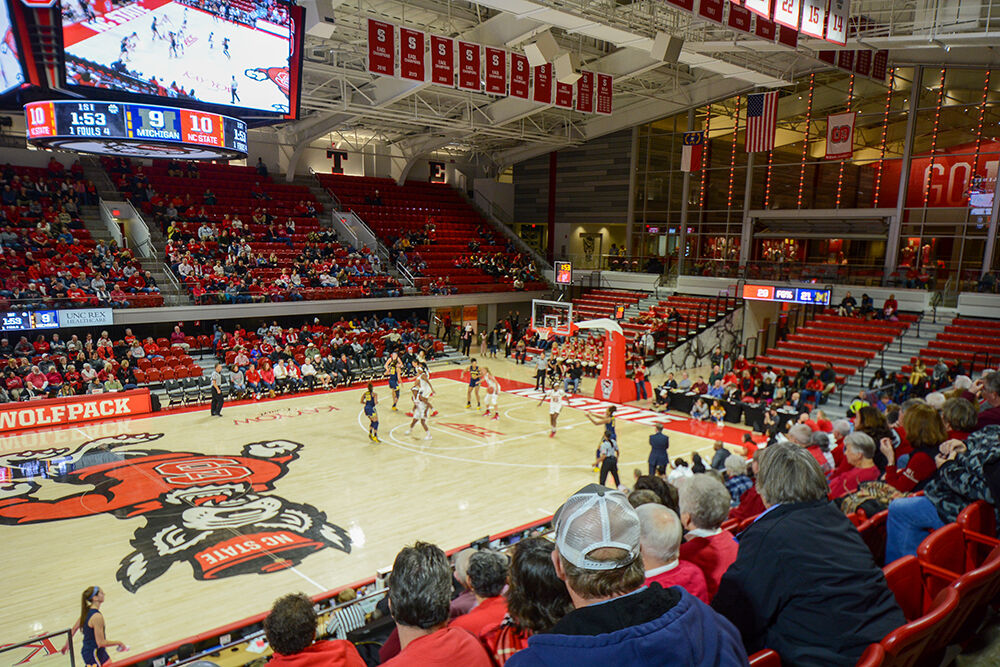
[0,433,351,591]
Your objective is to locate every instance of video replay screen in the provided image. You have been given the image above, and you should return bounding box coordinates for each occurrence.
[0,0,26,96]
[61,0,297,115]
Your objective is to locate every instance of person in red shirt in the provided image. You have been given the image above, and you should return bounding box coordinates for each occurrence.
[24,365,49,397]
[880,403,946,493]
[33,335,50,354]
[677,475,739,600]
[637,503,710,603]
[263,593,364,667]
[729,453,766,522]
[828,432,880,499]
[449,551,510,638]
[259,363,276,393]
[245,363,262,397]
[5,370,24,400]
[382,542,492,667]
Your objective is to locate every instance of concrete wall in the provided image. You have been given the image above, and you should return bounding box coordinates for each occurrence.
[956,293,1000,319]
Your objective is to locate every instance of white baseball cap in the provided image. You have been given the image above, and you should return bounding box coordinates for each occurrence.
[554,484,641,571]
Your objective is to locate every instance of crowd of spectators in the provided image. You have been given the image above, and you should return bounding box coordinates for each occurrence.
[0,328,196,404]
[0,159,161,310]
[455,251,541,291]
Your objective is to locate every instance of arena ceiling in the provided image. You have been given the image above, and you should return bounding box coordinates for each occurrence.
[273,0,1000,173]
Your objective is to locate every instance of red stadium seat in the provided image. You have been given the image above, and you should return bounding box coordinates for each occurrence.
[872,586,959,667]
[747,649,781,667]
[856,644,885,667]
[956,500,997,567]
[857,510,889,567]
[160,368,175,381]
[133,369,147,384]
[145,369,161,383]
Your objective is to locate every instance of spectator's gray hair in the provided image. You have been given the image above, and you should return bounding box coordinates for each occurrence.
[452,548,477,582]
[954,375,973,391]
[925,392,946,411]
[810,431,831,450]
[677,474,731,530]
[636,504,682,565]
[724,454,747,477]
[832,419,853,437]
[756,442,829,505]
[844,431,876,459]
[787,423,813,445]
[986,371,1000,396]
[942,397,978,432]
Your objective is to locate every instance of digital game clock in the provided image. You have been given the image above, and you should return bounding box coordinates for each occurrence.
[24,100,248,160]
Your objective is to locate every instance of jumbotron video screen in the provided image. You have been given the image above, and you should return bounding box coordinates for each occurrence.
[0,0,26,96]
[61,0,299,116]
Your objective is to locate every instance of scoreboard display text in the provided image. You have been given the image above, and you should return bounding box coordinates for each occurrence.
[741,284,831,306]
[2,311,59,333]
[24,100,248,157]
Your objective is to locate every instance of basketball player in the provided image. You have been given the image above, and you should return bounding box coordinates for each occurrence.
[222,37,230,59]
[150,16,161,41]
[406,384,432,440]
[481,367,499,420]
[418,364,438,417]
[230,75,240,103]
[586,405,617,445]
[539,385,566,437]
[360,382,379,443]
[119,36,130,62]
[207,31,214,49]
[384,353,403,410]
[62,586,127,666]
[466,358,482,409]
[168,31,179,58]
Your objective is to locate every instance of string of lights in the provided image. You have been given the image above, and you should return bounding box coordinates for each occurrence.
[872,68,895,208]
[922,68,947,207]
[835,74,855,209]
[796,74,815,209]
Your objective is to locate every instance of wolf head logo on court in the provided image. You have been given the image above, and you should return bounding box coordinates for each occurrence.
[0,433,351,592]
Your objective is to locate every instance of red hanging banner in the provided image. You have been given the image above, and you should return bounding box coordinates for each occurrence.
[755,16,777,41]
[510,53,530,99]
[596,73,613,115]
[728,4,752,32]
[484,47,506,95]
[533,63,553,104]
[576,70,594,113]
[458,41,481,91]
[555,82,574,108]
[777,24,799,48]
[854,49,873,77]
[430,35,454,86]
[399,27,425,82]
[367,19,395,77]
[837,50,855,71]
[871,50,889,81]
[698,0,725,23]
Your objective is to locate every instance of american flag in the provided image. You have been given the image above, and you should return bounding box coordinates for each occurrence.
[745,91,778,152]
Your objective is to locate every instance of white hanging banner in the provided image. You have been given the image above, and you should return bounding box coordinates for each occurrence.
[825,0,850,45]
[799,0,826,38]
[825,111,856,160]
[773,0,801,31]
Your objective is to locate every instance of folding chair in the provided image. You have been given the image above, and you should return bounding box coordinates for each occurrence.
[164,379,184,406]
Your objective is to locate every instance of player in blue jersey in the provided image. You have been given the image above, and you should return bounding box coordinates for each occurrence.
[64,586,127,666]
[384,352,403,410]
[360,382,379,442]
[466,358,482,409]
[586,405,618,447]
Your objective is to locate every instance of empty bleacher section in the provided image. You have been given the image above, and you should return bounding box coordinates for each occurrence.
[904,317,1000,374]
[0,159,163,310]
[107,159,403,302]
[624,294,741,356]
[317,174,547,294]
[756,313,919,386]
[571,288,647,320]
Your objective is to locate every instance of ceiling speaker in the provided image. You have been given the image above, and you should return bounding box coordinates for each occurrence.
[554,52,582,85]
[651,32,684,63]
[524,30,559,68]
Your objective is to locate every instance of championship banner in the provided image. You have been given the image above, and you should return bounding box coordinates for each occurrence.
[826,0,850,45]
[533,63,553,104]
[777,24,799,48]
[854,49,873,77]
[681,131,704,172]
[555,82,574,109]
[430,35,454,86]
[399,27,425,82]
[799,0,826,38]
[773,0,801,30]
[755,15,777,41]
[728,4,752,33]
[595,73,613,115]
[367,19,395,77]
[0,389,152,432]
[457,41,481,91]
[698,0,724,23]
[825,112,856,160]
[837,50,855,72]
[871,50,889,81]
[576,70,594,113]
[484,47,507,95]
[510,53,530,99]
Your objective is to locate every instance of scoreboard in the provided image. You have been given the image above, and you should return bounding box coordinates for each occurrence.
[24,100,248,160]
[2,311,58,333]
[742,284,832,306]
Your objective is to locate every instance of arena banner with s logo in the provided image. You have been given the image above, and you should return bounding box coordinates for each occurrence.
[533,63,553,104]
[399,27,425,82]
[555,82,574,109]
[510,53,530,99]
[485,47,507,95]
[825,111,856,160]
[0,389,152,432]
[367,19,395,77]
[595,73,613,115]
[576,70,594,113]
[430,35,454,86]
[458,41,481,91]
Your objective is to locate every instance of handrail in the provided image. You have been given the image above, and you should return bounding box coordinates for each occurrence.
[345,209,410,288]
[0,628,75,667]
[161,262,183,293]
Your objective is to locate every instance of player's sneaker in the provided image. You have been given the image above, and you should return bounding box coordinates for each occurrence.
[372,435,380,443]
[424,433,432,440]
[592,466,600,473]
[466,402,471,408]
[406,412,414,417]
[549,430,555,437]
[491,413,498,420]
[431,410,438,417]
[405,429,412,436]
[392,405,398,411]
[483,409,490,416]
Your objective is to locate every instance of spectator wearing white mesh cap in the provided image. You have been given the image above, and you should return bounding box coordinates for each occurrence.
[505,484,748,667]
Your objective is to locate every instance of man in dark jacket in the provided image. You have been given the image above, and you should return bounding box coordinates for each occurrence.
[712,443,904,666]
[507,484,747,667]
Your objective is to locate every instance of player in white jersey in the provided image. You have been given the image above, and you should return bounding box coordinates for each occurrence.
[481,367,499,420]
[417,364,438,417]
[539,386,567,437]
[406,384,432,440]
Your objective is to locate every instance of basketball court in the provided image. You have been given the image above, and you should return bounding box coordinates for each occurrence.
[0,359,753,656]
